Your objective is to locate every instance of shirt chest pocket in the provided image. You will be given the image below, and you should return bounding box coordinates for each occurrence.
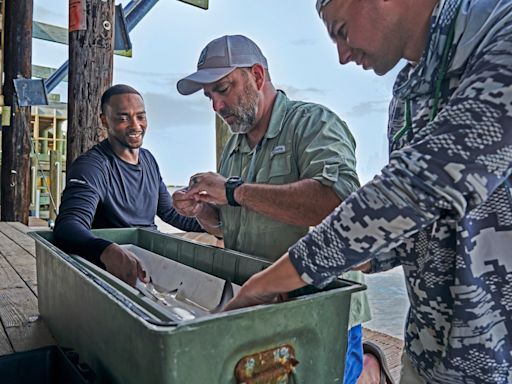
[256,153,293,184]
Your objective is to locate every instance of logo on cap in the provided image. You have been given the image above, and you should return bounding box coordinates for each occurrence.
[197,47,208,68]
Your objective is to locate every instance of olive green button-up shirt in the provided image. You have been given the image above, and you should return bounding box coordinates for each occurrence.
[218,91,370,327]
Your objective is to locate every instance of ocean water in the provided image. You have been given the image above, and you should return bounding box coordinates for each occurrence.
[364,266,409,339]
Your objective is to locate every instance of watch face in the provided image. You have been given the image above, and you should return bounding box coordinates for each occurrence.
[225,176,243,207]
[228,176,242,185]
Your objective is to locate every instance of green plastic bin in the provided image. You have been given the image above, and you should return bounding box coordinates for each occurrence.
[30,228,365,384]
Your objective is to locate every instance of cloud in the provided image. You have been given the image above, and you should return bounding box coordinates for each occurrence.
[276,84,327,99]
[115,67,199,92]
[34,5,66,23]
[117,67,179,79]
[141,91,213,131]
[346,100,389,117]
[289,38,319,46]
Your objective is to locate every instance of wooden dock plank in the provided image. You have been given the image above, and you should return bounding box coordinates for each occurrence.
[0,230,35,260]
[0,222,37,257]
[0,224,55,353]
[0,324,14,356]
[0,255,26,290]
[5,320,55,352]
[30,284,38,297]
[0,287,55,352]
[0,287,39,328]
[0,232,37,286]
[9,221,33,234]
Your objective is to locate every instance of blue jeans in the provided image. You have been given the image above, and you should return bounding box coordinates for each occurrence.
[344,324,363,384]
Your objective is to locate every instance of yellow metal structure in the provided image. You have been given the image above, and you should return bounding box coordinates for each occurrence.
[0,0,4,107]
[29,99,67,220]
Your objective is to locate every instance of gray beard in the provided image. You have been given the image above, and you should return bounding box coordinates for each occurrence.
[226,113,255,134]
[220,99,258,134]
[221,77,259,134]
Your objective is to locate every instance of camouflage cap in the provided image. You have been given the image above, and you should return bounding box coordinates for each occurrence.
[316,0,333,14]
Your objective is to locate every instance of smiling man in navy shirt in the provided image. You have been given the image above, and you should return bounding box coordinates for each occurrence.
[54,84,202,286]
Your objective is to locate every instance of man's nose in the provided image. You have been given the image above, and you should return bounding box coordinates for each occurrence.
[336,40,352,65]
[211,96,225,113]
[130,115,143,128]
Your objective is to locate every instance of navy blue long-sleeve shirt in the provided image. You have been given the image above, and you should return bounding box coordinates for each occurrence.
[54,139,202,266]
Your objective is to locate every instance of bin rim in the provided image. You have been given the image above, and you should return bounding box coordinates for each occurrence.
[29,228,366,329]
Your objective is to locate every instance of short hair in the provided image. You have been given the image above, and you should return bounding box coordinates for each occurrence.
[239,67,272,83]
[100,84,143,113]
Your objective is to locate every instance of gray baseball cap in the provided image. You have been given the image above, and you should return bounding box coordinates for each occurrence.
[177,35,268,95]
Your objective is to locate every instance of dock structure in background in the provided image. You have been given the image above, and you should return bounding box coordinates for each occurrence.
[66,0,115,167]
[0,0,208,223]
[1,0,33,224]
[29,98,67,221]
[0,0,4,107]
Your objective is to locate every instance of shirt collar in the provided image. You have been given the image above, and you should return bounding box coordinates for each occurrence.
[265,90,289,140]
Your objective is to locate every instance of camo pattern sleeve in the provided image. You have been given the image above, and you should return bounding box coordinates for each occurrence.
[289,3,512,383]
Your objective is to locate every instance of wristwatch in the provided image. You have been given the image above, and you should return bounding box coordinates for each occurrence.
[225,176,244,207]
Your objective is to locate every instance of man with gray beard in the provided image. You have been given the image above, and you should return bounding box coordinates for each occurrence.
[173,35,379,384]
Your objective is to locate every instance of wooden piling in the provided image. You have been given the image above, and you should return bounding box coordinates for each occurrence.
[1,0,33,224]
[66,0,114,167]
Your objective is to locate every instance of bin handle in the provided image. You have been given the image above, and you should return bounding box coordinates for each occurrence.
[234,344,299,384]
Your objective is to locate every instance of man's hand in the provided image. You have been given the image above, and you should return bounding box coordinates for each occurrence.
[100,243,149,287]
[172,187,205,217]
[185,172,228,205]
[223,253,306,311]
[223,275,281,311]
[173,184,224,237]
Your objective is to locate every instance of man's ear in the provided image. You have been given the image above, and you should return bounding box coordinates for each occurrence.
[100,113,107,128]
[250,64,266,90]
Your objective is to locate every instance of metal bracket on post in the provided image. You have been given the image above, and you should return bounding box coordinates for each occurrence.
[114,4,132,57]
[13,78,49,107]
[177,0,208,9]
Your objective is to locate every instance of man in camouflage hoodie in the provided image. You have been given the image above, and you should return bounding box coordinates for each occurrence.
[226,0,512,383]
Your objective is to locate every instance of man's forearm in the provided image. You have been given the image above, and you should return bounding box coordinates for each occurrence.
[223,253,306,311]
[54,216,112,266]
[233,179,341,226]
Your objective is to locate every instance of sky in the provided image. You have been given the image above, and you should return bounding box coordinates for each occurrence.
[33,0,400,186]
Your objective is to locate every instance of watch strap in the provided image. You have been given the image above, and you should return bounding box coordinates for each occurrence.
[225,177,244,207]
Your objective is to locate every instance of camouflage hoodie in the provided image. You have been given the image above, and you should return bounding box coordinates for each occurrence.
[290,0,512,382]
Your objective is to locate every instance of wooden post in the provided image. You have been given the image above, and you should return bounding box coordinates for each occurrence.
[1,0,33,224]
[215,115,231,170]
[56,119,64,154]
[0,0,5,108]
[29,155,38,214]
[52,108,57,151]
[40,128,49,155]
[49,150,60,221]
[33,107,40,153]
[66,0,114,167]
